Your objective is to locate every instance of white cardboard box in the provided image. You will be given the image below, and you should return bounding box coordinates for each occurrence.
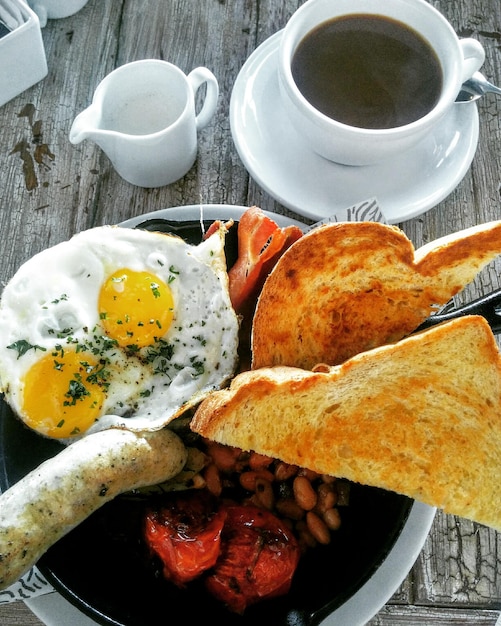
[0,0,47,107]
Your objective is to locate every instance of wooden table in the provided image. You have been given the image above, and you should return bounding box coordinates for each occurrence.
[1,0,501,624]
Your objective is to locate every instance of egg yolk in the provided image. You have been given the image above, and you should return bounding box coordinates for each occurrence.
[22,350,106,439]
[98,269,174,348]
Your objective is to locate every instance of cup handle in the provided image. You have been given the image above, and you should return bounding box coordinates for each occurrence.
[187,67,219,130]
[459,38,485,83]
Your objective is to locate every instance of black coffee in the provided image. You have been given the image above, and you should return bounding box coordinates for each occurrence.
[291,14,443,129]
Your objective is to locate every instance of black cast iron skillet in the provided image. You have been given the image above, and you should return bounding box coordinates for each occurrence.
[1,206,498,625]
[0,207,417,626]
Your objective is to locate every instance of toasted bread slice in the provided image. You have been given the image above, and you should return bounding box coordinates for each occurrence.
[251,221,501,369]
[192,316,501,530]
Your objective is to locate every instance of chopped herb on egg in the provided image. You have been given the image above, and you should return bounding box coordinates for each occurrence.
[150,282,161,298]
[189,357,205,378]
[193,335,207,346]
[47,328,77,337]
[52,344,65,358]
[87,330,120,356]
[145,339,175,362]
[168,265,179,284]
[6,339,47,359]
[64,374,90,406]
[51,294,68,304]
[86,365,111,391]
[145,339,175,374]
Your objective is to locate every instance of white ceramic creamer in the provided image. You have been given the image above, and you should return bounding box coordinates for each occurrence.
[69,60,219,187]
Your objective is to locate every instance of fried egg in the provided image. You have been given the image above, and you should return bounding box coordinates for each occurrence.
[0,225,239,440]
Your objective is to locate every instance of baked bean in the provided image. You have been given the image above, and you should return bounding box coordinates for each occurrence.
[206,442,242,472]
[204,463,222,497]
[237,450,251,464]
[248,452,273,470]
[315,482,337,514]
[306,511,331,545]
[298,467,320,482]
[198,437,344,555]
[323,507,342,531]
[274,461,298,482]
[254,477,275,510]
[295,520,317,549]
[275,497,305,521]
[293,475,317,511]
[239,469,275,492]
[321,474,337,484]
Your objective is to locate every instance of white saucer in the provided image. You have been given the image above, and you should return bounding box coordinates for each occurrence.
[230,31,480,224]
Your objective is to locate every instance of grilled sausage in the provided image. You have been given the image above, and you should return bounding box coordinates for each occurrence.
[0,427,187,589]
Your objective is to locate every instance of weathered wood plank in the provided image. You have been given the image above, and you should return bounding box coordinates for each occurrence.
[0,0,121,280]
[2,597,499,626]
[367,605,500,625]
[413,512,501,607]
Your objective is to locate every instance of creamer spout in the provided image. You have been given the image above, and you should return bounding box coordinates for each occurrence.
[69,105,102,144]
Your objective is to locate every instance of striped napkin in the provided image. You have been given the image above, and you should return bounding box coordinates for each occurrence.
[0,566,53,603]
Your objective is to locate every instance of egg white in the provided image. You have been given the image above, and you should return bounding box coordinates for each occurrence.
[0,225,239,439]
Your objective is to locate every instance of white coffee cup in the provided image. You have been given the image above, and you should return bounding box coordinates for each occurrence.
[278,0,485,166]
[69,60,219,188]
[27,0,90,27]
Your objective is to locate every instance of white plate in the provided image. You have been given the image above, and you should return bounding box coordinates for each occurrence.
[22,205,435,626]
[230,31,480,224]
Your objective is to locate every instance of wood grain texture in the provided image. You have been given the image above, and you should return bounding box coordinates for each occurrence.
[0,0,501,624]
